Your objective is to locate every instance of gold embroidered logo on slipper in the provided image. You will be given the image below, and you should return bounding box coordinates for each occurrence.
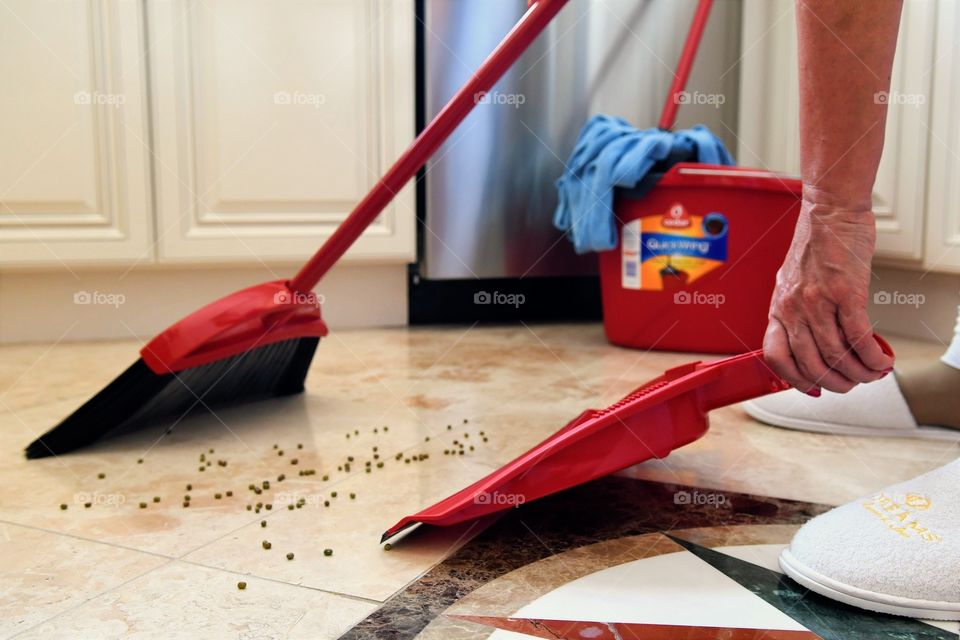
[862,492,942,542]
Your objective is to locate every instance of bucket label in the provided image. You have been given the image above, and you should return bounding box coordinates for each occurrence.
[623,203,728,291]
[621,220,642,290]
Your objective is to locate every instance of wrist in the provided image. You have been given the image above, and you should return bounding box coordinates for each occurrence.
[801,184,873,217]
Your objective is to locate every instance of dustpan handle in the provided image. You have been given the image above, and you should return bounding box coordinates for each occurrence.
[289,0,570,293]
[657,0,713,131]
[697,333,895,412]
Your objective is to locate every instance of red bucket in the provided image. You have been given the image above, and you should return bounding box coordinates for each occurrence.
[599,163,802,354]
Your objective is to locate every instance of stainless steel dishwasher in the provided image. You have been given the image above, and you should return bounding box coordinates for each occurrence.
[411,0,743,322]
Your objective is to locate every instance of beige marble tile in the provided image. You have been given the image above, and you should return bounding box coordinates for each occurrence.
[180,447,498,601]
[0,324,954,627]
[15,560,377,640]
[0,522,167,638]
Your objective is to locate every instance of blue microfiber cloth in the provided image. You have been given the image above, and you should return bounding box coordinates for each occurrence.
[554,115,735,254]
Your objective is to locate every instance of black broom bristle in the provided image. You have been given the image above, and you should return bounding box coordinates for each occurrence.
[25,337,320,459]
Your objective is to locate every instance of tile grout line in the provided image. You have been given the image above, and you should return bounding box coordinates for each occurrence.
[0,518,176,561]
[7,557,178,640]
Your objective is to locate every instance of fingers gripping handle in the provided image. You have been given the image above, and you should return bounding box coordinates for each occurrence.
[697,333,895,412]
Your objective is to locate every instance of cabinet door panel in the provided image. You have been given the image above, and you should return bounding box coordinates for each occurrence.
[0,0,152,265]
[149,0,415,264]
[924,0,960,273]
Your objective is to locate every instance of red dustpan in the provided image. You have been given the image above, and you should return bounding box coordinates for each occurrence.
[383,335,894,542]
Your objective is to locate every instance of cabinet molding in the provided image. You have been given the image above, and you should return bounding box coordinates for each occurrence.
[0,0,153,265]
[148,0,416,265]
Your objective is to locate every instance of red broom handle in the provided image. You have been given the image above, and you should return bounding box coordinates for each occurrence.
[290,0,569,293]
[657,0,713,130]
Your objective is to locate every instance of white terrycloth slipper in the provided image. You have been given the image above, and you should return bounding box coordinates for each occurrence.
[743,374,960,441]
[780,458,960,620]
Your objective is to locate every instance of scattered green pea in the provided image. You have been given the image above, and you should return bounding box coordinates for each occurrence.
[324,500,330,507]
[297,443,303,449]
[277,450,283,456]
[139,502,147,509]
[383,543,392,551]
[60,504,67,510]
[265,504,272,510]
[261,520,267,528]
[153,496,161,503]
[262,481,270,490]
[286,552,294,560]
[323,548,333,557]
[183,502,189,508]
[349,493,356,500]
[186,484,193,491]
[376,462,384,468]
[287,505,294,510]
[246,505,252,511]
[290,459,298,465]
[137,458,143,464]
[277,474,285,482]
[330,491,337,498]
[215,493,222,500]
[97,473,105,479]
[84,502,91,508]
[262,541,271,550]
[226,491,232,497]
[237,581,247,590]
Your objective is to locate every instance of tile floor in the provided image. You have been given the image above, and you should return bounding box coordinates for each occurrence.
[0,324,955,639]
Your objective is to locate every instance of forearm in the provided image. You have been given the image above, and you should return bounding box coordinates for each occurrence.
[796,0,902,212]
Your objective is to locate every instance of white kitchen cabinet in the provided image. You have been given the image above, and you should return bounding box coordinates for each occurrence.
[924,0,960,272]
[0,0,153,265]
[737,0,937,266]
[0,0,416,268]
[146,0,416,265]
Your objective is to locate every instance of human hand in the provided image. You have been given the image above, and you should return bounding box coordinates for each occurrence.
[763,199,895,395]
